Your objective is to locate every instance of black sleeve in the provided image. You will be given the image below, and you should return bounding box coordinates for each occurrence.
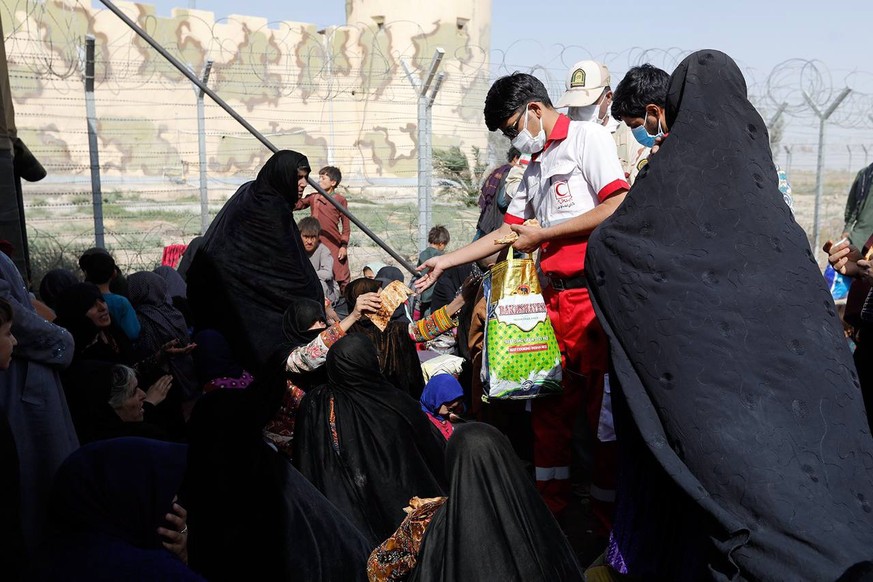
[431,264,473,312]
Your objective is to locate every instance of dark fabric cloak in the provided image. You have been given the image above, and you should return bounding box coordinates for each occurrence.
[153,266,187,300]
[186,150,324,376]
[293,334,446,546]
[127,271,197,400]
[181,386,371,582]
[345,278,426,399]
[585,49,873,581]
[191,329,246,385]
[126,271,189,352]
[410,422,583,582]
[33,437,203,581]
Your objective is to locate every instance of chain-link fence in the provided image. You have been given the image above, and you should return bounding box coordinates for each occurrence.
[4,1,872,285]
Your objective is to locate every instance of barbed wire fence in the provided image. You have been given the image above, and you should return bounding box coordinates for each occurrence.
[4,0,873,285]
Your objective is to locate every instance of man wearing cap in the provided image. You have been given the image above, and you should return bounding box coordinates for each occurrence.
[416,72,629,527]
[557,60,650,185]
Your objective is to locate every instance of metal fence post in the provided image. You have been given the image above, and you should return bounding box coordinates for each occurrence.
[192,60,213,235]
[803,87,851,253]
[83,36,104,248]
[403,49,444,253]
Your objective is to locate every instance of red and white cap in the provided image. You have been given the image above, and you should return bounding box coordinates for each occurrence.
[555,60,611,108]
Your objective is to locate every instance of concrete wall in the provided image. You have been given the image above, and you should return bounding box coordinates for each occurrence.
[1,0,492,189]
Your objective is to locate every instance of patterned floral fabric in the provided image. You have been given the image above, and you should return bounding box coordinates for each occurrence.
[366,497,447,582]
[286,323,345,374]
[409,306,457,344]
[776,163,794,213]
[268,323,345,458]
[264,381,306,458]
[203,371,254,393]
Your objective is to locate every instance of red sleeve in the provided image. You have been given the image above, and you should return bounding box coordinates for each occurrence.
[503,213,525,225]
[597,179,630,202]
[294,195,313,211]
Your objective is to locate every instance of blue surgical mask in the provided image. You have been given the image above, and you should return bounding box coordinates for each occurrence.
[632,115,664,148]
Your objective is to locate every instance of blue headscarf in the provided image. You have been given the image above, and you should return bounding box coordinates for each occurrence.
[420,374,464,421]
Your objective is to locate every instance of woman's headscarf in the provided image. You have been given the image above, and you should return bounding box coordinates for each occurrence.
[375,266,410,322]
[410,423,583,582]
[294,334,446,546]
[282,299,326,349]
[127,271,189,353]
[345,278,426,399]
[49,437,186,548]
[186,150,323,377]
[585,50,873,580]
[182,386,371,582]
[38,269,79,309]
[54,282,105,352]
[420,374,464,421]
[374,265,404,287]
[363,261,387,276]
[281,298,329,390]
[153,266,187,300]
[33,438,202,581]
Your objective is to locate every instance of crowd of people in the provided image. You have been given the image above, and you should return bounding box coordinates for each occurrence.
[1,49,873,581]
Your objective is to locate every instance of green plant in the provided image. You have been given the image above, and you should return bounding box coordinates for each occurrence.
[433,145,489,207]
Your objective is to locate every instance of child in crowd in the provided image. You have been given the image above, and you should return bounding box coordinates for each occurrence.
[362,262,386,279]
[416,225,450,316]
[299,216,339,305]
[296,166,351,291]
[79,251,140,341]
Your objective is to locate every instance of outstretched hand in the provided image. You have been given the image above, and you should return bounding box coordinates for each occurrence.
[510,222,544,254]
[823,239,861,277]
[145,375,173,406]
[414,255,449,292]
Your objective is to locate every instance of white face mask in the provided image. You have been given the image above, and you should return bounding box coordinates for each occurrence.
[511,106,546,155]
[603,104,620,133]
[567,104,599,123]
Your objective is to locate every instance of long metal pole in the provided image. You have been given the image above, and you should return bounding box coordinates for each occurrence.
[417,96,428,251]
[405,50,444,252]
[84,36,104,248]
[423,71,445,253]
[196,60,213,235]
[812,116,826,252]
[96,0,417,275]
[320,28,335,166]
[804,87,851,253]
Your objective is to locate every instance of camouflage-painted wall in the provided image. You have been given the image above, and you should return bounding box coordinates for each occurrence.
[1,0,491,185]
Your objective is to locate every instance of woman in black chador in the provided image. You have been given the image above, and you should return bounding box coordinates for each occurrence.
[186,150,324,376]
[586,50,873,581]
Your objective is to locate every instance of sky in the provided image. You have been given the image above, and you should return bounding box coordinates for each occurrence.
[140,0,870,77]
[134,0,873,168]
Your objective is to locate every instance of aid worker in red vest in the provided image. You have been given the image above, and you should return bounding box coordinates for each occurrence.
[416,72,629,523]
